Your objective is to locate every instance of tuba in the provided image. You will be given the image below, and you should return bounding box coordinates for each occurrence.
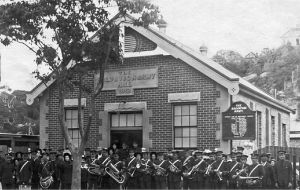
[105,162,126,184]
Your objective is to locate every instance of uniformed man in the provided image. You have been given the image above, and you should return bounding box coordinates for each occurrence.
[140,148,153,189]
[182,150,195,190]
[0,153,15,189]
[81,155,88,190]
[191,150,207,189]
[274,150,292,189]
[108,153,124,190]
[260,153,275,189]
[202,149,213,189]
[16,151,33,190]
[125,148,138,189]
[38,152,55,189]
[60,152,72,190]
[227,152,240,189]
[133,151,143,189]
[31,149,42,189]
[236,154,249,189]
[168,150,183,189]
[210,150,227,189]
[245,153,264,189]
[98,148,110,189]
[153,152,169,189]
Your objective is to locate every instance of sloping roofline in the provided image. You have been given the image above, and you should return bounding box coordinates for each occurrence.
[26,13,294,114]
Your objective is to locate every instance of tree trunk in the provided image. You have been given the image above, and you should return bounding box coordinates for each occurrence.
[71,150,82,189]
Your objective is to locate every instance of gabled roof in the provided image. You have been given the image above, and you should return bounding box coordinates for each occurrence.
[26,13,294,114]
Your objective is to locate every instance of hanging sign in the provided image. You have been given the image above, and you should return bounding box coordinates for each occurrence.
[222,101,256,140]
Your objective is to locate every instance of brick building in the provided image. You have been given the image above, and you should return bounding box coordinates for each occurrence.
[26,14,294,153]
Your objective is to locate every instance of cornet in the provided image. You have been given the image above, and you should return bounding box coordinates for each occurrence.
[105,162,126,184]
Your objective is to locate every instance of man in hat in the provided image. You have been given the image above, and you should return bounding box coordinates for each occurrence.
[227,152,240,189]
[153,151,169,189]
[168,150,183,189]
[61,152,72,189]
[140,148,153,189]
[244,154,264,189]
[236,154,249,189]
[31,149,42,189]
[210,150,227,189]
[125,148,138,189]
[190,150,207,189]
[260,153,275,189]
[182,150,195,190]
[274,150,292,189]
[108,153,124,190]
[16,151,33,189]
[0,153,15,189]
[38,152,55,189]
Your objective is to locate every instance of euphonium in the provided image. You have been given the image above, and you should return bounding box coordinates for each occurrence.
[39,171,54,189]
[105,162,126,184]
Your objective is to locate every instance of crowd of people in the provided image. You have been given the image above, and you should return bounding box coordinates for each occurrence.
[0,142,293,190]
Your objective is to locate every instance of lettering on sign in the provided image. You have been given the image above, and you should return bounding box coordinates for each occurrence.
[94,67,158,94]
[222,101,256,140]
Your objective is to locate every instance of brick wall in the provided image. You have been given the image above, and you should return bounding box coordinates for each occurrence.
[43,54,221,151]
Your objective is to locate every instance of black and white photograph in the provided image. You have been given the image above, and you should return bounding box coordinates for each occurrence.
[0,0,299,189]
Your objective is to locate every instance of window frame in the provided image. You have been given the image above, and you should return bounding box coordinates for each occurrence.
[172,103,198,149]
[110,111,143,130]
[65,108,83,148]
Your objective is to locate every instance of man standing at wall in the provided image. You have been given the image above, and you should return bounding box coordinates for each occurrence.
[274,150,292,189]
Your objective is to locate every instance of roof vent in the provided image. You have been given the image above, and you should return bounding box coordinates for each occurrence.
[199,44,208,56]
[157,16,167,34]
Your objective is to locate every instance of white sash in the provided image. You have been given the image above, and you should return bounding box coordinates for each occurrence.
[249,164,261,176]
[216,160,224,171]
[172,159,180,166]
[20,161,29,173]
[183,156,192,166]
[230,162,239,172]
[128,157,136,167]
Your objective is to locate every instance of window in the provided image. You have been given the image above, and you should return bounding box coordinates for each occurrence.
[282,124,287,147]
[271,116,275,146]
[266,108,269,146]
[111,112,142,128]
[65,109,83,148]
[278,113,281,146]
[173,104,197,148]
[257,111,262,149]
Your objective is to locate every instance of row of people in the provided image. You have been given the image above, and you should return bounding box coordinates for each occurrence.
[0,147,293,189]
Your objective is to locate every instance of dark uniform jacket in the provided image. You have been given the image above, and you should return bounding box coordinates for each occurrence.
[274,159,292,187]
[0,160,15,184]
[261,161,275,189]
[153,159,169,176]
[17,160,33,185]
[168,158,183,182]
[38,160,55,179]
[32,157,41,184]
[191,158,207,181]
[182,156,195,178]
[211,159,227,180]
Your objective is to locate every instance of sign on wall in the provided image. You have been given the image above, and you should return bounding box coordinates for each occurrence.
[222,101,256,140]
[94,67,158,96]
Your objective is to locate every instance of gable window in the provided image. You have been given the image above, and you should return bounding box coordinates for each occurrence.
[65,109,83,148]
[173,104,197,148]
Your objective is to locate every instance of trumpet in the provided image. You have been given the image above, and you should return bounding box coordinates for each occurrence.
[105,162,126,184]
[233,167,248,179]
[215,170,223,181]
[239,176,262,186]
[184,159,205,177]
[128,160,141,177]
[153,163,167,176]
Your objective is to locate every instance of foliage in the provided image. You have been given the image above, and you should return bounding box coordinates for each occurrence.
[0,0,159,188]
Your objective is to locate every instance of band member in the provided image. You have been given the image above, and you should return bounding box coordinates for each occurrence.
[150,152,157,189]
[60,153,72,190]
[32,149,42,189]
[244,154,264,189]
[210,150,227,189]
[260,153,275,189]
[38,152,55,189]
[168,150,183,189]
[81,156,88,190]
[16,152,33,190]
[125,148,138,189]
[190,150,207,189]
[182,150,195,190]
[236,154,249,189]
[134,151,144,189]
[108,153,124,190]
[97,148,110,189]
[227,152,240,189]
[140,148,154,189]
[274,150,292,189]
[153,152,169,189]
[0,153,15,189]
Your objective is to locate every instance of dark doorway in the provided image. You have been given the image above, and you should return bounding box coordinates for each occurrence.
[111,130,142,149]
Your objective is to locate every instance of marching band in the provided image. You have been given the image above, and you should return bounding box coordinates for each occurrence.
[0,146,293,189]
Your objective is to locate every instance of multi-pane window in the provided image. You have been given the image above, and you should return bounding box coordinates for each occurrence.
[282,124,287,147]
[278,113,281,146]
[111,112,142,128]
[271,116,275,146]
[65,109,83,148]
[174,104,197,148]
[257,111,262,149]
